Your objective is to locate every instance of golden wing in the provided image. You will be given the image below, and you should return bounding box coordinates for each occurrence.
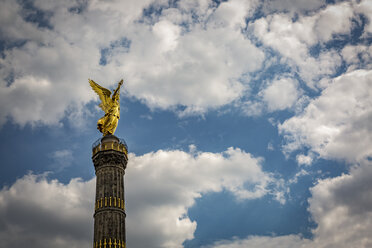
[89,79,112,113]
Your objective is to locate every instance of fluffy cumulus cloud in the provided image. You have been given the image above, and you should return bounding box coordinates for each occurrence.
[356,0,372,35]
[0,147,278,248]
[251,2,355,85]
[0,0,266,126]
[126,147,278,248]
[342,44,372,71]
[0,0,153,126]
[279,69,372,163]
[204,235,309,248]
[261,0,326,14]
[262,77,300,111]
[0,174,95,248]
[0,0,370,124]
[242,76,301,115]
[95,0,264,115]
[241,0,371,118]
[307,160,372,248]
[205,160,372,248]
[119,13,264,115]
[296,154,313,166]
[0,0,45,42]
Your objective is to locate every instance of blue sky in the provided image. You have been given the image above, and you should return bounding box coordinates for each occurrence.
[0,0,371,248]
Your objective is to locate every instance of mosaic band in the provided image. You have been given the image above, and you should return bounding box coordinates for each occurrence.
[94,238,126,248]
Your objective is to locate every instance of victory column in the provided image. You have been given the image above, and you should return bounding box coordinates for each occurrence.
[89,79,128,248]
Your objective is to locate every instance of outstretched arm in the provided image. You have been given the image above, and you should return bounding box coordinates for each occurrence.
[112,79,124,99]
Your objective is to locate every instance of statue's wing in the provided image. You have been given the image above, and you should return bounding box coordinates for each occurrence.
[89,79,112,112]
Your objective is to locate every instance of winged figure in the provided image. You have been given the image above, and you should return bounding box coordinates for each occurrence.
[89,79,123,136]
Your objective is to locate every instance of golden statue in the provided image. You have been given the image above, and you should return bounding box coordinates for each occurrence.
[89,79,123,136]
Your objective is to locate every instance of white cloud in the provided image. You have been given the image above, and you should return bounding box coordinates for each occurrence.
[355,0,372,35]
[342,44,372,71]
[241,76,301,115]
[49,149,74,170]
[296,154,313,166]
[279,69,372,163]
[126,147,279,247]
[241,100,264,116]
[307,160,372,248]
[261,0,326,14]
[288,169,309,184]
[0,0,46,42]
[0,0,366,126]
[262,77,300,111]
[208,0,258,29]
[204,235,310,248]
[314,2,354,42]
[0,0,266,126]
[204,160,372,248]
[116,1,264,115]
[0,147,279,248]
[255,1,354,46]
[0,174,95,248]
[0,0,160,126]
[251,2,355,85]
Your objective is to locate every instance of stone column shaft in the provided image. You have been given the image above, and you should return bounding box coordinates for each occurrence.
[92,135,128,248]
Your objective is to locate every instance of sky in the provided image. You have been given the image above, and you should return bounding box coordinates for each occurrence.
[0,0,371,247]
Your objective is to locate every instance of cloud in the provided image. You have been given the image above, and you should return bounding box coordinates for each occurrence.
[0,0,158,127]
[115,0,264,115]
[356,0,372,35]
[267,142,274,151]
[204,159,372,248]
[0,0,266,126]
[262,77,300,111]
[241,76,301,115]
[0,0,46,42]
[307,160,372,248]
[296,154,313,166]
[279,69,372,163]
[0,0,368,126]
[241,100,265,116]
[342,44,372,71]
[261,0,326,14]
[0,147,278,248]
[0,174,94,248]
[203,235,309,248]
[314,2,354,42]
[251,2,355,85]
[126,147,279,247]
[288,169,309,184]
[49,149,74,170]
